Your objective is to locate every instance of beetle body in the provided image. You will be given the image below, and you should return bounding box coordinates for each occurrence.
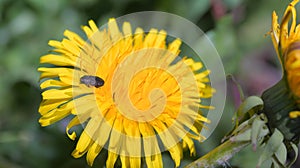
[80,75,104,88]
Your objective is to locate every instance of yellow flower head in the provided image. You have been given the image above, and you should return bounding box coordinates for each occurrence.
[38,18,214,167]
[271,0,300,94]
[270,0,300,118]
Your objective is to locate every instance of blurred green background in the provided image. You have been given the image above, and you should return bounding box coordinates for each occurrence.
[0,0,298,167]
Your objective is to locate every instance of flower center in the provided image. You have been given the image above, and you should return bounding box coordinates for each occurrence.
[129,68,180,110]
[285,41,300,99]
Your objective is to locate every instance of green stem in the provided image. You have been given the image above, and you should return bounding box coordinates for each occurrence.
[185,140,250,168]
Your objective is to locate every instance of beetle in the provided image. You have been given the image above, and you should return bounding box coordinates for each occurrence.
[80,75,104,88]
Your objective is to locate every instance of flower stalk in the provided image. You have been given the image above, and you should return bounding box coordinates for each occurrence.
[186,140,249,168]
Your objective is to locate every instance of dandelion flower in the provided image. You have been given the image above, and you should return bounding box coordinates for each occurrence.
[270,0,300,101]
[263,0,300,142]
[38,18,214,167]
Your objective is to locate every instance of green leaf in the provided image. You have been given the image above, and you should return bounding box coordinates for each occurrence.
[286,142,299,168]
[251,116,267,151]
[223,115,251,142]
[271,157,285,168]
[233,96,264,132]
[257,129,284,167]
[259,128,270,141]
[230,129,251,142]
[237,96,263,118]
[274,142,287,166]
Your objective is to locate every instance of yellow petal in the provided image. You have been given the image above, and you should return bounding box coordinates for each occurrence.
[120,155,130,168]
[86,142,102,166]
[289,111,300,118]
[84,117,100,137]
[66,117,81,140]
[82,25,94,38]
[144,29,158,47]
[154,30,167,48]
[133,27,144,50]
[168,144,183,167]
[39,103,72,127]
[48,40,63,49]
[61,39,81,56]
[129,157,141,168]
[38,67,74,79]
[38,98,69,115]
[150,120,178,150]
[94,116,114,148]
[191,62,203,71]
[59,75,73,85]
[79,118,101,165]
[201,86,215,98]
[42,88,73,99]
[280,1,297,53]
[121,22,133,54]
[72,131,93,158]
[271,11,280,56]
[88,20,99,33]
[122,22,132,36]
[108,114,124,154]
[108,18,122,43]
[145,154,163,168]
[72,99,98,116]
[40,54,76,67]
[184,58,204,71]
[168,38,181,55]
[182,135,196,156]
[123,119,141,156]
[40,79,69,89]
[106,152,118,168]
[139,123,161,157]
[64,30,85,47]
[39,101,74,126]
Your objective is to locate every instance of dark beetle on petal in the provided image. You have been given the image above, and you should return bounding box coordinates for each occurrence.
[80,75,104,88]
